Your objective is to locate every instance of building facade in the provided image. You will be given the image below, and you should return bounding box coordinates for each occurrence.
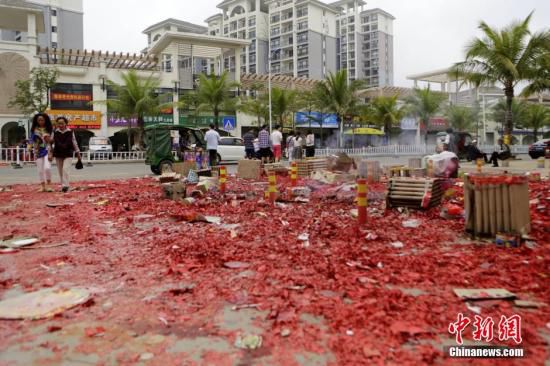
[205,0,394,84]
[0,0,83,50]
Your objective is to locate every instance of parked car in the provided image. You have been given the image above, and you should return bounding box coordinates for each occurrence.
[528,138,550,159]
[88,137,113,159]
[217,137,245,162]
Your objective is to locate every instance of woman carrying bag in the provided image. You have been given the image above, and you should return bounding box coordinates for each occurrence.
[51,116,82,192]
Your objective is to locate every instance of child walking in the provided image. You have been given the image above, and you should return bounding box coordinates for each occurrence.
[51,117,81,192]
[30,113,53,192]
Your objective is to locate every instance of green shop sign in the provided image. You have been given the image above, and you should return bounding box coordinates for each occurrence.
[144,115,174,125]
[178,115,236,128]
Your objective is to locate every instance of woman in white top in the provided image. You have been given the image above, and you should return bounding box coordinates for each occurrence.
[286,132,295,162]
[305,130,315,157]
[292,132,303,160]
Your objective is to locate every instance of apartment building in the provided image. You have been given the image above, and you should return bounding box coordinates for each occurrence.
[266,0,338,80]
[331,1,394,87]
[359,8,394,87]
[206,0,270,76]
[0,0,83,49]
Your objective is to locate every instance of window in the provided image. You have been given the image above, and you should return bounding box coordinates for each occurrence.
[51,9,57,16]
[361,16,369,23]
[298,60,308,70]
[249,54,256,64]
[348,25,355,32]
[153,34,161,42]
[210,31,216,36]
[238,19,246,28]
[249,16,256,27]
[271,27,280,36]
[230,21,237,31]
[362,25,370,32]
[296,7,308,17]
[51,41,58,48]
[162,54,172,72]
[51,26,57,33]
[224,26,228,34]
[249,65,256,74]
[248,30,256,38]
[372,24,378,31]
[298,20,308,30]
[271,14,280,23]
[297,32,308,44]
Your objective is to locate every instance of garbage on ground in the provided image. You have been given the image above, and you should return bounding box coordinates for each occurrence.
[326,153,355,172]
[365,232,379,241]
[453,288,516,301]
[280,328,291,337]
[158,172,180,183]
[298,233,310,248]
[289,186,311,198]
[0,287,92,320]
[234,334,263,350]
[390,241,404,249]
[223,261,251,269]
[46,202,75,208]
[162,182,186,200]
[85,326,106,337]
[402,219,422,228]
[440,204,464,219]
[0,237,39,249]
[465,302,481,314]
[514,300,547,308]
[495,233,521,248]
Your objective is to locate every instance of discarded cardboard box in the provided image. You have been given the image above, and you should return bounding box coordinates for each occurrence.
[159,172,180,183]
[238,159,261,180]
[327,154,354,172]
[311,170,355,184]
[162,182,186,200]
[453,288,516,301]
[264,163,288,176]
[173,161,196,177]
[289,186,311,198]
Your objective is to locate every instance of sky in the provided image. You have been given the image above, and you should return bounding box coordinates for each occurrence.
[83,0,549,87]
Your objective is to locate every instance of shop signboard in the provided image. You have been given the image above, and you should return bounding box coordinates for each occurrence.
[295,112,338,128]
[400,117,418,130]
[47,110,102,130]
[179,115,235,128]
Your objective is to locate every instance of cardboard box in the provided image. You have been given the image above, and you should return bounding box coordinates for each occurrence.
[238,159,261,180]
[173,161,196,177]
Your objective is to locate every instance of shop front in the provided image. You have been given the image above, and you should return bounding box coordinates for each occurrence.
[46,109,102,148]
[294,112,339,148]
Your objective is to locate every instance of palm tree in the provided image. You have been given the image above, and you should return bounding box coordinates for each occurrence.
[451,12,550,139]
[363,95,406,144]
[196,71,238,128]
[521,54,550,97]
[316,70,364,147]
[406,87,446,144]
[523,104,550,141]
[103,70,161,147]
[446,105,477,132]
[271,87,297,129]
[238,95,269,128]
[492,99,526,130]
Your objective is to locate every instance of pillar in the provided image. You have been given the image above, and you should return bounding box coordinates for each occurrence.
[235,47,241,84]
[97,62,108,137]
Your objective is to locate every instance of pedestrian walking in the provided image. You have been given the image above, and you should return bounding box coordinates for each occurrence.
[204,123,221,167]
[51,117,81,192]
[30,113,53,192]
[258,124,271,164]
[270,125,283,163]
[243,129,256,159]
[292,131,304,160]
[305,130,315,157]
[286,131,295,162]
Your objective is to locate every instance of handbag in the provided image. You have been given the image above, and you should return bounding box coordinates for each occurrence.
[75,159,84,170]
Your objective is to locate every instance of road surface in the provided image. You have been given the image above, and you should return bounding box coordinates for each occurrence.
[0,155,545,186]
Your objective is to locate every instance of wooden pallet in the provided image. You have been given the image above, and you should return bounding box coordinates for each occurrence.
[387,177,444,209]
[296,158,327,177]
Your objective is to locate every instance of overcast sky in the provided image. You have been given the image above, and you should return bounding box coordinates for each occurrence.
[83,0,549,87]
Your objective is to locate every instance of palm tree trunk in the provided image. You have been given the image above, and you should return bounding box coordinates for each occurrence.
[504,86,514,142]
[137,116,145,148]
[214,109,219,129]
[338,113,343,148]
[386,121,391,145]
[533,128,538,142]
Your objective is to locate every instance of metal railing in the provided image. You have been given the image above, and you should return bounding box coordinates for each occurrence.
[0,148,147,166]
[1,145,531,166]
[316,144,530,157]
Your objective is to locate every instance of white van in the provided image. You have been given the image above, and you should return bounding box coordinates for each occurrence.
[88,137,113,159]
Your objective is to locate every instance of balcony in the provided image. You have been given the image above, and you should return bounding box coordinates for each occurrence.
[281,11,293,21]
[281,51,293,60]
[297,49,308,57]
[281,26,293,34]
[298,62,308,71]
[271,15,280,24]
